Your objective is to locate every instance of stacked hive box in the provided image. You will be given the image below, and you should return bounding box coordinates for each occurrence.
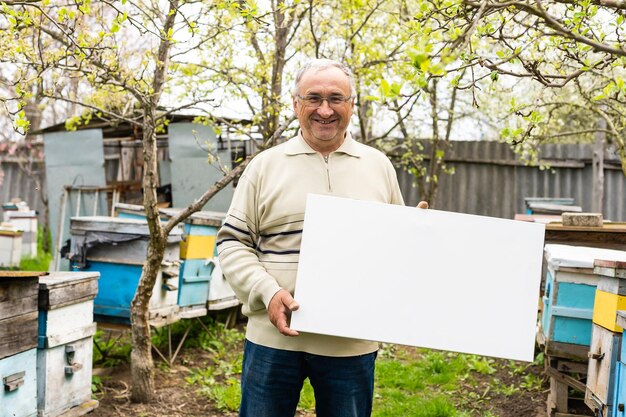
[0,223,23,268]
[0,272,42,417]
[174,210,237,317]
[541,245,626,354]
[5,210,38,258]
[540,245,626,416]
[176,212,220,318]
[586,260,626,417]
[69,216,183,327]
[115,204,238,316]
[37,271,99,417]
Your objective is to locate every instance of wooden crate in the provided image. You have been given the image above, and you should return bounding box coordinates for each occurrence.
[37,272,100,417]
[0,273,42,360]
[0,349,37,417]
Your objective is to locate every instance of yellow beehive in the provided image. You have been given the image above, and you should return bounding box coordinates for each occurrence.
[179,235,216,259]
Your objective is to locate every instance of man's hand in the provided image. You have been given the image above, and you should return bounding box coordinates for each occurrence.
[268,289,300,337]
[417,201,429,209]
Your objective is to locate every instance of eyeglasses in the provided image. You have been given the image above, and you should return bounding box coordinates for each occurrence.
[296,94,354,108]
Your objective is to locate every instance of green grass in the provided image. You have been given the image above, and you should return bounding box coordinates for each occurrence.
[18,226,51,271]
[91,318,542,416]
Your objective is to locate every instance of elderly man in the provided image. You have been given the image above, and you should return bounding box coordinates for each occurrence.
[217,58,425,417]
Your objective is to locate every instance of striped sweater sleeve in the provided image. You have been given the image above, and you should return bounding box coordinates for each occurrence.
[216,171,281,313]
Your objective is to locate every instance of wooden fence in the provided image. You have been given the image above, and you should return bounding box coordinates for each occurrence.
[2,139,625,224]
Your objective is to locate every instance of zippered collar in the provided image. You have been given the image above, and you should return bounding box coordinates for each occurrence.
[284,130,362,158]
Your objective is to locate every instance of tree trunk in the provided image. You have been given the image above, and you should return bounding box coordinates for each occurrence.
[130,0,178,402]
[130,109,167,403]
[425,78,440,206]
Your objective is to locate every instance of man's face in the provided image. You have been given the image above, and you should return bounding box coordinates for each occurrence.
[293,67,354,153]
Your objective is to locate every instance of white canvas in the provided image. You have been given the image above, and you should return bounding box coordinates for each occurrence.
[291,194,546,362]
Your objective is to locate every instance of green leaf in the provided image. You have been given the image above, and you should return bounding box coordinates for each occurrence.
[379,79,391,97]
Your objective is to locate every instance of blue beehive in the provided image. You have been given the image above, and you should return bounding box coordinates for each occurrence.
[174,210,225,317]
[0,349,37,417]
[541,245,626,352]
[68,216,183,326]
[614,309,626,417]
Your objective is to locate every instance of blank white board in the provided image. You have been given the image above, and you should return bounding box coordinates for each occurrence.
[291,194,546,362]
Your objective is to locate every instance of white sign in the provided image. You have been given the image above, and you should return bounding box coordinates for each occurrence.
[291,194,546,362]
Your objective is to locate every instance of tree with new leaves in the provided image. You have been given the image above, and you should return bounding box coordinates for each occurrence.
[1,0,298,402]
[402,0,626,175]
[297,0,486,207]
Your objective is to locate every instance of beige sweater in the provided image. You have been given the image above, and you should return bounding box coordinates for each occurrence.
[216,131,404,356]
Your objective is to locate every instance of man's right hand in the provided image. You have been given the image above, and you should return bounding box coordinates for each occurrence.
[268,289,300,337]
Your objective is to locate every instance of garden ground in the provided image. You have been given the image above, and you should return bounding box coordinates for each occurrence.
[88,317,553,417]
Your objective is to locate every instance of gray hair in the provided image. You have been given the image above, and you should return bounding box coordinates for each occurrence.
[293,59,357,97]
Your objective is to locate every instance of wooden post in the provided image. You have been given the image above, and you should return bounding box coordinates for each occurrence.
[592,117,605,214]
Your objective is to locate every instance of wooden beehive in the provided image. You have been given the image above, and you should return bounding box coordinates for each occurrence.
[613,311,626,417]
[37,271,99,417]
[0,272,42,360]
[69,216,182,326]
[0,272,45,417]
[585,260,626,416]
[541,245,626,357]
[0,349,37,417]
[0,228,23,268]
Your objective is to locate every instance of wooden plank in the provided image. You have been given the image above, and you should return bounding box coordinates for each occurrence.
[617,310,626,329]
[556,360,588,374]
[70,216,182,237]
[545,223,626,251]
[595,259,626,269]
[55,399,99,417]
[546,340,590,362]
[0,276,39,318]
[595,266,626,281]
[42,323,97,349]
[546,365,587,393]
[0,271,47,278]
[0,311,38,360]
[585,323,620,407]
[39,277,98,310]
[550,375,569,412]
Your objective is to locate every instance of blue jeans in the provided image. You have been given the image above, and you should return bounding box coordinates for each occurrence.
[239,339,377,417]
